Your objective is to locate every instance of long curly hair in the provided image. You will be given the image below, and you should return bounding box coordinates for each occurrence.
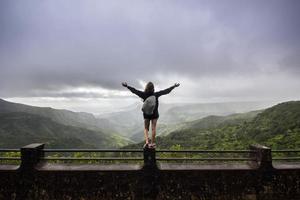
[144,82,154,94]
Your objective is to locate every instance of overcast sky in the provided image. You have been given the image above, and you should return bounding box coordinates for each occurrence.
[1,0,300,114]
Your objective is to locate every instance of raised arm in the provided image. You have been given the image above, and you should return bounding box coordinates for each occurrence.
[122,82,145,99]
[155,83,180,97]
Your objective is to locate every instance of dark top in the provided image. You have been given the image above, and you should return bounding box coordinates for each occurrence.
[127,85,176,119]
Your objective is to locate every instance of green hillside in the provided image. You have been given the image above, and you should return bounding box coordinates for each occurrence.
[240,101,300,149]
[0,112,131,148]
[124,101,300,150]
[0,98,133,147]
[0,98,119,134]
[98,101,274,139]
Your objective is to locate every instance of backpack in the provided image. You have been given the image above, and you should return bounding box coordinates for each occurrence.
[142,95,156,115]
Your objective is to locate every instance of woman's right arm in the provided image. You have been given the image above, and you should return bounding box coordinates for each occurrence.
[122,82,144,99]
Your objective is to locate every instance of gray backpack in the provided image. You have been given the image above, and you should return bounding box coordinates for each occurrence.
[142,95,156,115]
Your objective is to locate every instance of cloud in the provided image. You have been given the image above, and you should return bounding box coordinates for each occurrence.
[0,0,300,107]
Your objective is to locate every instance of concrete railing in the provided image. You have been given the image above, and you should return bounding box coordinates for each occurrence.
[0,143,299,200]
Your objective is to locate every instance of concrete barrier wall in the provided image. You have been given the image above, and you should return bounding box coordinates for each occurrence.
[0,143,299,200]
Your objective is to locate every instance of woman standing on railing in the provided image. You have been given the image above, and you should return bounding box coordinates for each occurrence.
[122,81,180,148]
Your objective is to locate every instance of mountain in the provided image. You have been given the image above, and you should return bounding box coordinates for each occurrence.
[2,98,294,149]
[98,101,274,141]
[0,99,133,148]
[97,104,141,138]
[0,112,131,148]
[240,101,300,149]
[158,101,273,123]
[184,110,262,131]
[0,98,119,133]
[123,101,300,150]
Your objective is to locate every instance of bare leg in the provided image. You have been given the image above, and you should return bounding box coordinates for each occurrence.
[144,119,150,144]
[151,118,158,145]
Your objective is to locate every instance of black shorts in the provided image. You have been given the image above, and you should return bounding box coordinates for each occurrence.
[143,110,159,120]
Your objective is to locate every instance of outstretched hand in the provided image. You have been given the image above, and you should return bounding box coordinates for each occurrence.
[122,82,128,87]
[174,83,180,87]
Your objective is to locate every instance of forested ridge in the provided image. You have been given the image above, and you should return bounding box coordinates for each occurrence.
[124,101,300,150]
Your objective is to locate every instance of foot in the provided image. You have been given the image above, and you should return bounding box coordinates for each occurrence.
[149,143,156,148]
[143,142,149,149]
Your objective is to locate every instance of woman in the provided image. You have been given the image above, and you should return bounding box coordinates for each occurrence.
[122,81,180,148]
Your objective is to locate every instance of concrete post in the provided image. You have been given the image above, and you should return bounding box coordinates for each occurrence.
[142,147,159,199]
[19,143,45,171]
[17,143,45,200]
[143,147,156,168]
[250,144,274,199]
[249,144,273,170]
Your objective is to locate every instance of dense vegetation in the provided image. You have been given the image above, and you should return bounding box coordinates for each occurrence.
[99,101,272,142]
[1,98,299,150]
[0,112,132,148]
[0,98,126,133]
[124,101,300,150]
[0,99,132,148]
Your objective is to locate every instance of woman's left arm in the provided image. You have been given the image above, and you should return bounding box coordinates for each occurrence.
[156,83,180,97]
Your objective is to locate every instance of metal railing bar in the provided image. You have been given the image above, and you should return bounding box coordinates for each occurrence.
[0,149,20,152]
[42,157,143,160]
[1,148,298,162]
[43,149,255,153]
[157,158,255,161]
[0,157,21,160]
[43,149,143,153]
[273,157,300,160]
[156,150,255,153]
[272,150,300,153]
